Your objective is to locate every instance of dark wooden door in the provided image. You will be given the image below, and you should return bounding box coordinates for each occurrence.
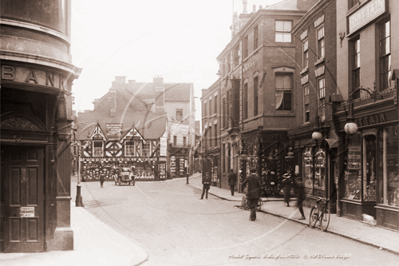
[1,146,44,253]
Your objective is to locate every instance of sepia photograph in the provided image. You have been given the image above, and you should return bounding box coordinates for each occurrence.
[1,0,399,265]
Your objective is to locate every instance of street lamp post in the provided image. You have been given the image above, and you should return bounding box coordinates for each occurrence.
[72,121,87,207]
[344,87,381,135]
[75,139,84,207]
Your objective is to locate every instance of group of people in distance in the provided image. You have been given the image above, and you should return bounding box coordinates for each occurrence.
[200,168,306,221]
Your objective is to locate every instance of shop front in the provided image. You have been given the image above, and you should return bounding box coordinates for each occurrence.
[335,85,399,230]
[295,137,339,211]
[340,121,398,228]
[81,157,157,181]
[238,130,289,196]
[168,146,190,178]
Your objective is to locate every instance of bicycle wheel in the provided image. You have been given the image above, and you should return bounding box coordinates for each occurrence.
[309,206,319,228]
[320,206,330,231]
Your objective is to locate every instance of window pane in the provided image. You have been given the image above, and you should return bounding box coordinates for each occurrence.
[276,75,284,88]
[283,75,292,89]
[385,21,390,38]
[276,21,284,31]
[284,92,291,110]
[284,21,292,31]
[317,27,324,40]
[275,33,283,42]
[303,40,308,51]
[283,33,291,42]
[385,36,390,54]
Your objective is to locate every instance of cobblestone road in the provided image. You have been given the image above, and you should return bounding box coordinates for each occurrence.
[78,177,399,266]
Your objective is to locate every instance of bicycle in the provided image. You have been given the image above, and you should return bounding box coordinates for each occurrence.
[309,197,330,231]
[241,197,263,211]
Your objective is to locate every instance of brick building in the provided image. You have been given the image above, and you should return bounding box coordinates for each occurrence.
[207,0,319,194]
[333,0,398,229]
[289,0,338,210]
[201,80,221,186]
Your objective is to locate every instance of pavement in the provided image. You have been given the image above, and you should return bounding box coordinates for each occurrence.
[0,178,148,266]
[1,172,398,265]
[187,172,399,256]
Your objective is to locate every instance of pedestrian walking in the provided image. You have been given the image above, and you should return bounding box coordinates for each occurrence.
[228,169,237,196]
[241,168,261,221]
[100,170,105,188]
[200,173,211,199]
[294,177,306,220]
[282,172,291,207]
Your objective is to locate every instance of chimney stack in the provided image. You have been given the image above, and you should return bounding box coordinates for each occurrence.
[243,0,247,14]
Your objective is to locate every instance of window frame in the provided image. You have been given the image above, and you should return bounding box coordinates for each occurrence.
[275,73,293,111]
[303,39,309,68]
[125,140,135,157]
[214,95,218,115]
[243,35,248,59]
[214,123,217,147]
[176,109,183,121]
[93,140,104,157]
[254,25,258,50]
[275,20,292,43]
[254,75,259,116]
[318,78,326,99]
[379,18,391,91]
[223,97,227,128]
[243,82,248,120]
[209,99,212,117]
[350,37,361,99]
[317,26,325,59]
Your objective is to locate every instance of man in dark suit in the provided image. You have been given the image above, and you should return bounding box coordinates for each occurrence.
[200,173,211,199]
[228,169,237,196]
[241,168,261,221]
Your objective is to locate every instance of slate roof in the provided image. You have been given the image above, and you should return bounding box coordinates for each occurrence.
[265,0,298,10]
[76,85,166,140]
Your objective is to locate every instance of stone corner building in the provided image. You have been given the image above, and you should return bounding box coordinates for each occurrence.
[1,1,81,252]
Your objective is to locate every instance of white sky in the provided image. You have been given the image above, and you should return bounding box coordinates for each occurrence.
[71,0,282,120]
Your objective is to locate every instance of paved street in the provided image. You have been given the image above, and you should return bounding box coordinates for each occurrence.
[77,176,399,266]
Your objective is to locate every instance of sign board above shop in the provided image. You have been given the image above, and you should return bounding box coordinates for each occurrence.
[348,0,386,35]
[106,123,122,138]
[1,65,69,93]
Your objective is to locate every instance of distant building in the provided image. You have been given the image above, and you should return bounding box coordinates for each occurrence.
[203,0,319,194]
[289,0,338,211]
[201,80,221,186]
[75,76,195,181]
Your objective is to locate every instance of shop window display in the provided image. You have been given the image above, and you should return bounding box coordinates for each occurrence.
[345,133,361,200]
[363,135,377,201]
[303,147,313,189]
[314,148,326,190]
[378,126,399,207]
